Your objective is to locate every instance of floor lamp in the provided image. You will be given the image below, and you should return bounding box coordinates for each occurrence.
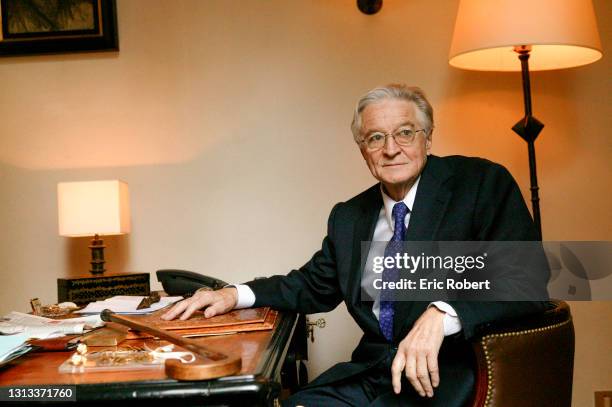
[448,0,603,240]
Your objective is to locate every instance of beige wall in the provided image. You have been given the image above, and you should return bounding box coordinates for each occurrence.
[0,1,610,405]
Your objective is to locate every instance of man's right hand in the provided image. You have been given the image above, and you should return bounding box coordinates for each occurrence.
[161,287,238,321]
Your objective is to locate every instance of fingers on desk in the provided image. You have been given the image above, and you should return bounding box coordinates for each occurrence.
[161,293,214,320]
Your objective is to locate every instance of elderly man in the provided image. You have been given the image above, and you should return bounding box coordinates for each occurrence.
[163,84,546,406]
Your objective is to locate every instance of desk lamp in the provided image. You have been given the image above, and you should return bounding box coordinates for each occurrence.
[57,180,149,303]
[448,0,603,239]
[58,180,130,275]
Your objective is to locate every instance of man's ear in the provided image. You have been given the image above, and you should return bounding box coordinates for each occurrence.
[425,133,433,155]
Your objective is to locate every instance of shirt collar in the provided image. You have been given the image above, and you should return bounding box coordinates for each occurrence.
[380,177,420,232]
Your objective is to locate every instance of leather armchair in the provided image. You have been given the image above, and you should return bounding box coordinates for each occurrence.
[469,300,575,407]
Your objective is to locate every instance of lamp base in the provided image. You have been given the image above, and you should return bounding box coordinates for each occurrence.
[57,272,150,305]
[89,234,107,275]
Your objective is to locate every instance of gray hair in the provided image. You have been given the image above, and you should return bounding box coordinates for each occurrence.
[350,84,434,143]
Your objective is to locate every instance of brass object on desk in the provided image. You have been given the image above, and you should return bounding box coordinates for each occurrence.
[136,292,161,310]
[80,323,129,346]
[30,298,42,315]
[30,299,78,317]
[100,309,242,380]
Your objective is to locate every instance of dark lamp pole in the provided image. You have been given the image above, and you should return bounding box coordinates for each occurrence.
[511,45,544,240]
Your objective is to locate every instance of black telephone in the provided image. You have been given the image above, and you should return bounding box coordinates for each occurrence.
[156,269,228,296]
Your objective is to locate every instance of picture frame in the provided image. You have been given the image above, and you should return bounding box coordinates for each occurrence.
[0,0,118,57]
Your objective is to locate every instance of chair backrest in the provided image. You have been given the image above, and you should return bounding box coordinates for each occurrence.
[470,301,575,407]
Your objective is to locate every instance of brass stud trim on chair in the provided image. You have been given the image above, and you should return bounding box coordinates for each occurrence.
[479,318,572,407]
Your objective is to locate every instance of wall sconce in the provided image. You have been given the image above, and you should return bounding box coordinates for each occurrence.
[358,0,382,15]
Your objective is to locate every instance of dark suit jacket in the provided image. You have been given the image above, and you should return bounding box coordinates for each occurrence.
[246,155,548,400]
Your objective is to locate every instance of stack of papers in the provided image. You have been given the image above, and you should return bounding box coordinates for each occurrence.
[0,333,32,367]
[0,312,104,367]
[0,296,182,366]
[0,312,103,339]
[75,296,183,314]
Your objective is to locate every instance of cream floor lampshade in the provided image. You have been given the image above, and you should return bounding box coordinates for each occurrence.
[449,0,602,71]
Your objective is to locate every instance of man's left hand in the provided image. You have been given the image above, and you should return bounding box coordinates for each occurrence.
[391,306,445,398]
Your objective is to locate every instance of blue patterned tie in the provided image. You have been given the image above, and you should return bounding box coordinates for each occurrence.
[379,202,409,342]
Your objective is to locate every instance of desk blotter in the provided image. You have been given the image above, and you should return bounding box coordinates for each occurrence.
[122,307,276,339]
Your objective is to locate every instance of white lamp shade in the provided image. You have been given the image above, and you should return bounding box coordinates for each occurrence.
[58,180,131,237]
[449,0,603,71]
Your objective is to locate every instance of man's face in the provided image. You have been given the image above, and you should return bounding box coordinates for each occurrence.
[359,99,431,192]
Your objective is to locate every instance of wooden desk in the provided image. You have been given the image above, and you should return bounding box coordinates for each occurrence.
[0,312,298,406]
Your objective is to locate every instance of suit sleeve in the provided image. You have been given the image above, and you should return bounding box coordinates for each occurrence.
[449,164,550,339]
[243,204,344,314]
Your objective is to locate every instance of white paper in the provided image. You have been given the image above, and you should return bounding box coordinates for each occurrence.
[0,312,103,339]
[75,296,183,314]
[0,333,30,363]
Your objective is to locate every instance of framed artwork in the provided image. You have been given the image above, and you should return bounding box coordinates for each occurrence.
[0,0,118,57]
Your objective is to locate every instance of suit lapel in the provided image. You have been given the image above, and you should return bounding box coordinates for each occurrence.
[348,186,382,334]
[394,156,454,339]
[406,156,453,241]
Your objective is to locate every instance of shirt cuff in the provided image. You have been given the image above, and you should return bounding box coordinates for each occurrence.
[226,284,256,309]
[429,301,462,336]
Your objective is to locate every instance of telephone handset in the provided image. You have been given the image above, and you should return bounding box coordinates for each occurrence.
[156,269,228,297]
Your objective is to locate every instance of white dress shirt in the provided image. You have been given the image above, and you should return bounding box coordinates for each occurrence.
[232,178,462,336]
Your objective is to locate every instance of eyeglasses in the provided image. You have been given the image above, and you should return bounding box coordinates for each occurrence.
[361,127,427,151]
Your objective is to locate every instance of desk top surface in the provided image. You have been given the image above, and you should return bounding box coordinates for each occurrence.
[0,312,297,390]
